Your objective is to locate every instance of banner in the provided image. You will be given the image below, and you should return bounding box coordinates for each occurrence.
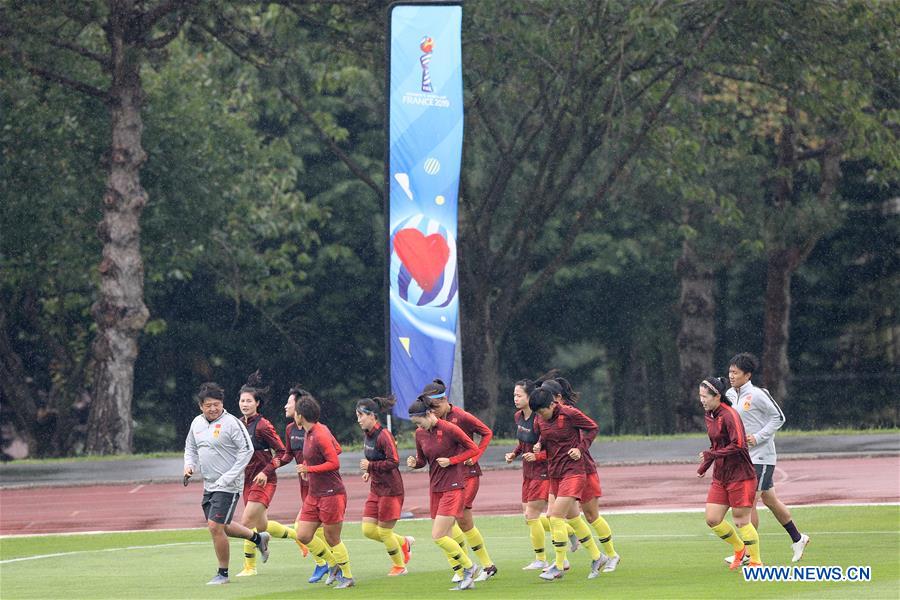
[387,2,464,420]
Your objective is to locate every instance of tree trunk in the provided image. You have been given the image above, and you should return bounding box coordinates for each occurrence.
[761,249,794,403]
[459,291,501,428]
[85,26,149,455]
[675,239,715,431]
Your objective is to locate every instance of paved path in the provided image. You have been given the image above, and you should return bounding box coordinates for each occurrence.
[1,433,896,489]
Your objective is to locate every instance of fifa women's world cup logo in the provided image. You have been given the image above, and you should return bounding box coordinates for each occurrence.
[419,36,434,93]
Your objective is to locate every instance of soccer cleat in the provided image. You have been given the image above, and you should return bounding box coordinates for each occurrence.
[387,566,408,577]
[539,565,564,580]
[325,565,342,586]
[588,553,610,579]
[543,559,569,572]
[401,536,415,564]
[334,575,355,589]
[522,560,549,571]
[455,565,480,590]
[308,563,329,583]
[256,531,271,563]
[729,547,748,570]
[569,532,580,553]
[791,534,810,562]
[295,539,309,558]
[473,564,497,581]
[235,568,257,577]
[602,554,620,573]
[724,553,750,567]
[206,574,229,585]
[451,570,464,583]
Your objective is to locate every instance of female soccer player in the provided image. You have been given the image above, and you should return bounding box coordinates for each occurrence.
[276,386,330,584]
[697,375,762,569]
[294,391,355,589]
[422,379,498,582]
[356,395,414,576]
[530,387,607,581]
[234,371,299,577]
[543,377,620,572]
[405,398,482,590]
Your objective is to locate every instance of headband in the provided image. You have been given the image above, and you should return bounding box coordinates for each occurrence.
[356,405,375,415]
[702,380,721,395]
[408,408,429,417]
[427,392,446,399]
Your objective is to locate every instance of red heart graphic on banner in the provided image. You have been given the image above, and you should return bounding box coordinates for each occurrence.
[394,228,450,293]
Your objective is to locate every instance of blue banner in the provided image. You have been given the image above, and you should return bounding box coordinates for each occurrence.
[388,3,463,420]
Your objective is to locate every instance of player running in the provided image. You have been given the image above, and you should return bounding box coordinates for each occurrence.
[697,375,762,569]
[405,398,483,590]
[356,395,415,576]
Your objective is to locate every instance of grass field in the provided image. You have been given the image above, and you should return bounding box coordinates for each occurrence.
[1,505,897,599]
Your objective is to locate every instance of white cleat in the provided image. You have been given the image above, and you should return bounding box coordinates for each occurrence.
[791,534,810,562]
[543,559,569,572]
[602,554,620,572]
[256,531,271,563]
[522,560,549,571]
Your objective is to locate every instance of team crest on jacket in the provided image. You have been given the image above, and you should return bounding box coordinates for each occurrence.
[742,396,752,410]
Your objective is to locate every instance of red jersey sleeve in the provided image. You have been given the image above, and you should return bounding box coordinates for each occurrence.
[513,440,526,458]
[413,431,427,468]
[307,425,342,473]
[462,411,493,460]
[369,429,400,473]
[570,408,598,453]
[259,419,287,476]
[276,424,295,467]
[446,421,480,465]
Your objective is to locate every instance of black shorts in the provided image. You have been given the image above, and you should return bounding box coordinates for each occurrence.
[754,464,775,491]
[202,490,241,524]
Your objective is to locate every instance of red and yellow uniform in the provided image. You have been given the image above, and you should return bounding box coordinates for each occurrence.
[412,419,479,519]
[698,403,757,507]
[299,422,346,525]
[240,414,285,507]
[363,423,404,521]
[534,403,598,500]
[512,409,549,502]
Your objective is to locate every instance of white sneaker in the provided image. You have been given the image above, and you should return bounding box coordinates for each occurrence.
[256,531,271,563]
[791,534,810,562]
[588,554,609,579]
[602,554,620,572]
[473,565,497,581]
[724,553,750,567]
[451,570,464,583]
[543,559,569,572]
[206,574,229,585]
[539,564,564,581]
[522,560,548,570]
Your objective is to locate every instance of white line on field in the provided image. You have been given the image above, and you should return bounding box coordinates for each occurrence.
[1,501,896,539]
[0,542,207,564]
[128,485,144,494]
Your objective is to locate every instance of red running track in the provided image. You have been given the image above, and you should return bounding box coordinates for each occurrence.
[1,457,897,535]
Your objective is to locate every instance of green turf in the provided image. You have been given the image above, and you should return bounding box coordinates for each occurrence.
[1,506,897,599]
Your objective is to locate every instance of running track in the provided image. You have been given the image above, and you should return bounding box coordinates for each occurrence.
[2,457,897,535]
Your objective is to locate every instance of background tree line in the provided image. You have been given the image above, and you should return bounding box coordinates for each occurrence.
[1,1,896,458]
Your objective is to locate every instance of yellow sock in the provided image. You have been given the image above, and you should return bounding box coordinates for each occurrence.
[362,521,381,541]
[463,526,494,568]
[331,541,352,578]
[313,527,329,566]
[737,523,761,563]
[266,520,297,540]
[435,536,472,570]
[526,518,546,561]
[589,515,617,558]
[711,520,745,552]
[242,536,257,571]
[306,532,336,567]
[393,532,405,548]
[549,516,568,569]
[450,523,468,549]
[540,514,576,537]
[568,516,601,561]
[378,526,405,567]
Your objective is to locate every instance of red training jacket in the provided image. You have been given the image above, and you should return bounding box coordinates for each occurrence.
[512,409,548,481]
[364,423,404,497]
[698,403,756,484]
[534,403,598,479]
[412,419,479,493]
[303,422,346,497]
[241,414,286,482]
[442,405,493,478]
